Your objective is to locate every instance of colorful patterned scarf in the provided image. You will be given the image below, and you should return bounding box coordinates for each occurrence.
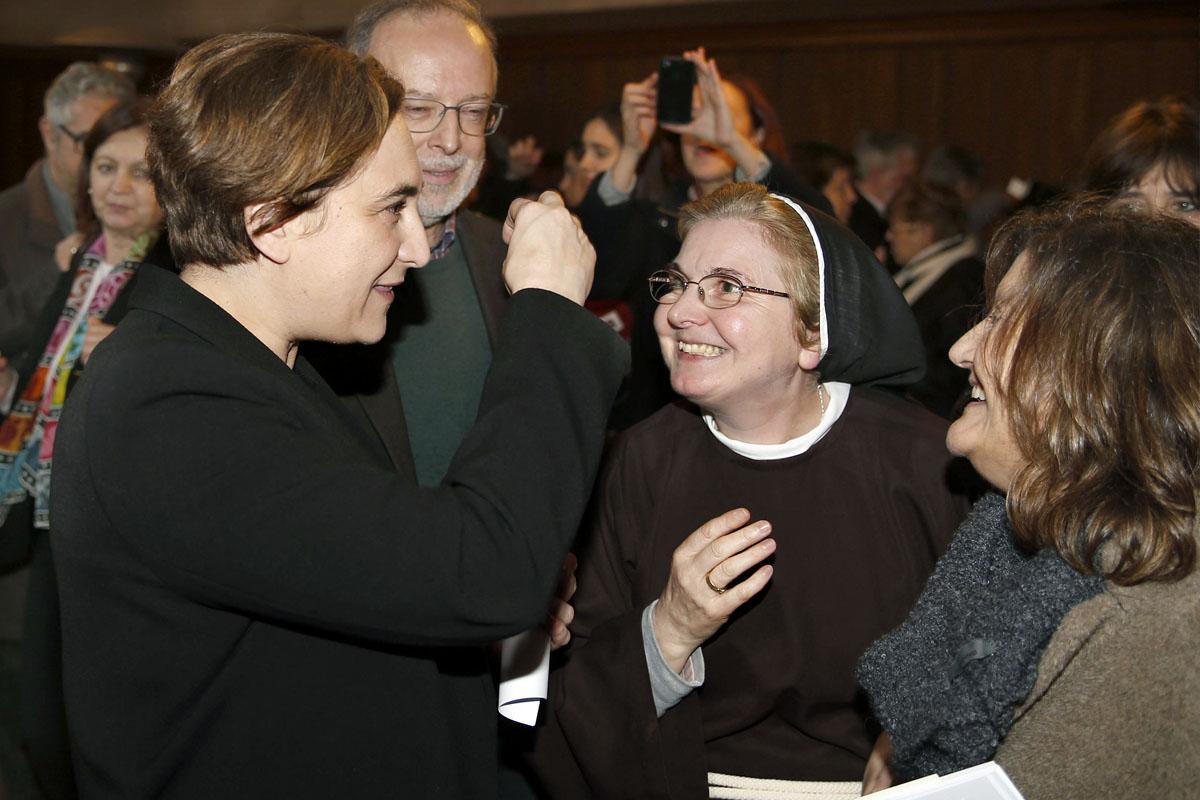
[0,230,157,530]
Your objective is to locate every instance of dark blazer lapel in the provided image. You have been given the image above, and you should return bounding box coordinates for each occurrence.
[339,360,416,480]
[455,210,508,347]
[292,355,399,471]
[297,337,416,480]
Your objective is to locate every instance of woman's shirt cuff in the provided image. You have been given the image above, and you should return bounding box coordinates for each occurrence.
[641,599,704,717]
[596,171,633,206]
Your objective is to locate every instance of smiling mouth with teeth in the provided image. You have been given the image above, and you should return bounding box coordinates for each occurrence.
[970,385,987,402]
[678,341,726,357]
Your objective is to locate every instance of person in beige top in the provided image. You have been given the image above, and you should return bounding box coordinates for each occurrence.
[996,555,1200,797]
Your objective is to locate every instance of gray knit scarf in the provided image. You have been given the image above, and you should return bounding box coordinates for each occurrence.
[857,493,1105,778]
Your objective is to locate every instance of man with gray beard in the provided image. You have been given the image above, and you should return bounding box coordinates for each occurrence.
[316,0,509,488]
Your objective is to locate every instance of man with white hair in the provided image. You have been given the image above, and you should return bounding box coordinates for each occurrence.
[308,5,549,795]
[849,128,919,273]
[320,0,509,490]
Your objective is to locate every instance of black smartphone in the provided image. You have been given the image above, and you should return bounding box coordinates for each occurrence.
[656,57,695,124]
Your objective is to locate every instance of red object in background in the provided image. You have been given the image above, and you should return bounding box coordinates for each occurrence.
[584,298,633,340]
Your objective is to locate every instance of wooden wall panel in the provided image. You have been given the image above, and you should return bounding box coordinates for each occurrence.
[493,6,1197,195]
[0,6,1193,199]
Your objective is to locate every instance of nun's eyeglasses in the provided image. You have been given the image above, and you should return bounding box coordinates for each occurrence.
[648,269,790,309]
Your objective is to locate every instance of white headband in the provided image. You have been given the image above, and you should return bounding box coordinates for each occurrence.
[771,193,828,360]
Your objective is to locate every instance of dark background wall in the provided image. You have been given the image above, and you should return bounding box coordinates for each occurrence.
[1,3,1194,197]
[491,4,1196,192]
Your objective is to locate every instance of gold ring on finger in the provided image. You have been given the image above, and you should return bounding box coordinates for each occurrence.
[704,571,726,594]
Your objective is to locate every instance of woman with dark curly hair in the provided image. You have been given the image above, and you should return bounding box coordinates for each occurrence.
[859,199,1200,798]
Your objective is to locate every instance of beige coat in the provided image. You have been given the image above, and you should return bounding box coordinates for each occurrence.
[996,531,1200,799]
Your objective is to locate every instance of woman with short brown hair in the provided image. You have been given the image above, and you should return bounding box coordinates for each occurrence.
[49,31,626,798]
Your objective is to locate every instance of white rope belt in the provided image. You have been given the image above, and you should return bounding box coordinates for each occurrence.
[708,772,862,799]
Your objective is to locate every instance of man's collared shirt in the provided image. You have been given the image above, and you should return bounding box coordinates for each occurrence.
[429,212,457,260]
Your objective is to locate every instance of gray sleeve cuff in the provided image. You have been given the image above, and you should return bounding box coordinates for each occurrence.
[596,171,633,206]
[641,600,704,717]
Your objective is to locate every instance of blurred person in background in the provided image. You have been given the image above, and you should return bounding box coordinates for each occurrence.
[557,103,622,209]
[887,178,984,419]
[791,140,857,225]
[921,143,1011,240]
[0,63,133,403]
[0,97,169,800]
[1082,95,1198,227]
[575,103,623,202]
[850,128,919,271]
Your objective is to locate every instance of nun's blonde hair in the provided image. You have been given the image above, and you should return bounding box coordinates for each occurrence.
[678,182,820,347]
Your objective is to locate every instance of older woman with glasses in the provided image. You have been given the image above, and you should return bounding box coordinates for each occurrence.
[578,48,832,431]
[530,182,972,798]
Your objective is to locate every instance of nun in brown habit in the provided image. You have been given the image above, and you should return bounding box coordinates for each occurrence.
[527,182,973,798]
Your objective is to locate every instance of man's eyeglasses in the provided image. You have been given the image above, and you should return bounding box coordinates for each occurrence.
[648,268,790,310]
[56,124,87,146]
[400,98,506,136]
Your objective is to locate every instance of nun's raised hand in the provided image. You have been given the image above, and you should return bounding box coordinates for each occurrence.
[651,508,775,673]
[502,190,594,305]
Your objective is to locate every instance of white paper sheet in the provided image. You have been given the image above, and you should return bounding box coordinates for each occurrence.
[497,628,550,726]
[869,762,1025,800]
